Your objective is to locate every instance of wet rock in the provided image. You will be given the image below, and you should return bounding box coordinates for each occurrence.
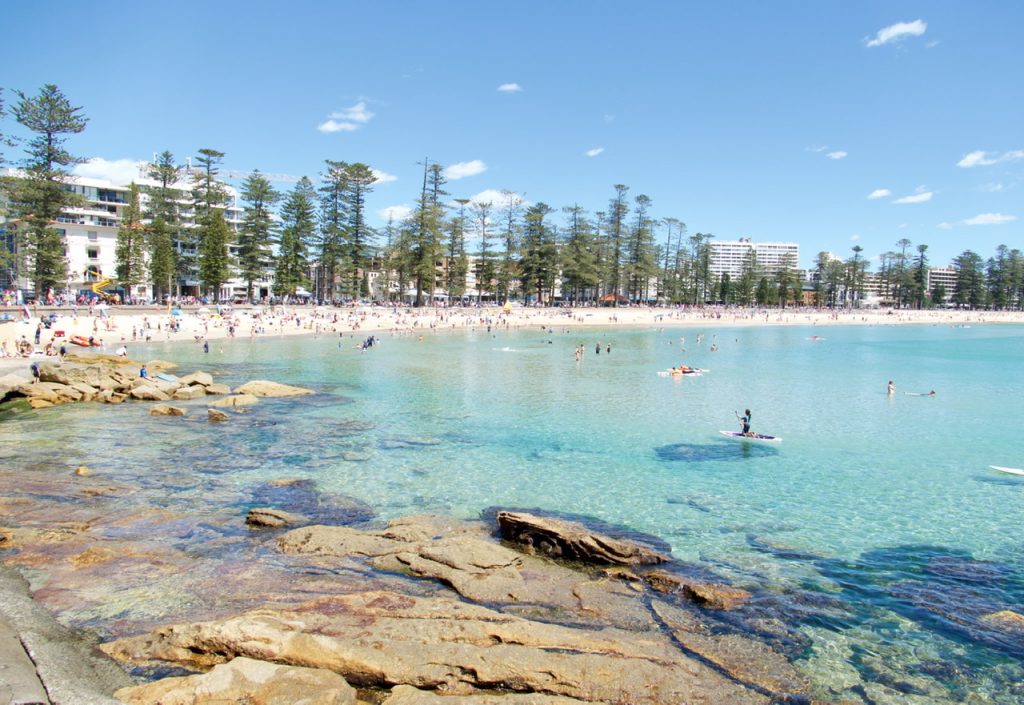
[178,371,213,387]
[644,569,751,610]
[248,479,375,525]
[101,590,770,705]
[29,397,55,409]
[496,511,668,566]
[246,508,306,529]
[233,380,314,397]
[17,383,61,403]
[209,393,259,408]
[149,404,186,417]
[114,656,357,705]
[74,466,92,476]
[207,409,229,423]
[382,684,592,704]
[204,383,231,395]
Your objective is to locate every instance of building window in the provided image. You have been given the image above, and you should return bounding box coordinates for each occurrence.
[87,247,99,259]
[87,231,98,241]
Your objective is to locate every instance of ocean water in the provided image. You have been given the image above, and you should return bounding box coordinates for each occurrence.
[4,321,1024,702]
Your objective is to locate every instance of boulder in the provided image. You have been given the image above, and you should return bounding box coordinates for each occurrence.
[17,383,60,403]
[207,409,230,423]
[28,398,55,409]
[101,591,771,705]
[496,511,669,566]
[981,610,1024,634]
[209,394,258,408]
[233,380,314,397]
[204,383,231,395]
[150,404,186,417]
[114,656,357,705]
[130,385,171,402]
[173,385,207,401]
[38,362,102,387]
[178,371,214,387]
[71,382,99,401]
[246,508,306,529]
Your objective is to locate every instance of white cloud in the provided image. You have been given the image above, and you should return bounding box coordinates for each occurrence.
[893,189,933,204]
[317,119,360,133]
[318,101,375,134]
[371,169,397,185]
[585,147,605,157]
[938,222,954,230]
[850,234,861,241]
[826,150,848,160]
[377,205,411,222]
[865,19,927,48]
[469,189,528,208]
[73,157,145,186]
[867,188,892,200]
[977,182,1004,193]
[497,83,522,93]
[957,149,1024,168]
[962,212,1017,226]
[330,101,374,124]
[444,160,487,180]
[806,145,828,153]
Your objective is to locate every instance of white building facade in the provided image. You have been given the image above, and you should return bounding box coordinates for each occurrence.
[708,238,801,279]
[2,167,266,302]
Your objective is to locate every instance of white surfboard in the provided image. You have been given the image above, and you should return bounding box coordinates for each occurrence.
[720,430,782,443]
[990,465,1024,476]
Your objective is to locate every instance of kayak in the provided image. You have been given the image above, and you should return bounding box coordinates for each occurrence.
[990,465,1024,477]
[719,431,782,443]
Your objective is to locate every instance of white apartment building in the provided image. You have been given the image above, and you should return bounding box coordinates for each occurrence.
[708,238,801,279]
[2,166,266,302]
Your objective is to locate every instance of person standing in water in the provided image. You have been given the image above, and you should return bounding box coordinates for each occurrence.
[735,409,752,436]
[887,380,895,396]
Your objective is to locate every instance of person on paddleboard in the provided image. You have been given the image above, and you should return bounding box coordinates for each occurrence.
[735,409,752,436]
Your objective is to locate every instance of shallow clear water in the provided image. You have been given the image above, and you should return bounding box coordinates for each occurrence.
[4,321,1024,702]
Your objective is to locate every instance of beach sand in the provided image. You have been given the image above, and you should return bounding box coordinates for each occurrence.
[0,303,1017,378]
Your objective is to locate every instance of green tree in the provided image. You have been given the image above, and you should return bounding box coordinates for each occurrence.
[447,199,472,300]
[775,253,801,307]
[952,250,986,309]
[624,194,658,302]
[238,170,279,302]
[496,190,522,302]
[913,243,929,309]
[472,200,495,303]
[274,177,316,297]
[142,151,182,297]
[606,185,630,303]
[114,183,146,295]
[9,84,88,295]
[410,161,446,306]
[342,163,376,298]
[560,205,599,303]
[519,203,557,303]
[188,148,228,291]
[318,160,348,301]
[197,208,231,299]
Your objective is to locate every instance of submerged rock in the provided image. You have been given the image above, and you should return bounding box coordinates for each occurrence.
[245,508,306,529]
[207,409,229,423]
[382,684,592,704]
[149,404,186,417]
[114,656,357,705]
[496,510,669,566]
[645,569,751,610]
[209,394,258,408]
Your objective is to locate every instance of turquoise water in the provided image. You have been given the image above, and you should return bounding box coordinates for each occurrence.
[5,322,1024,702]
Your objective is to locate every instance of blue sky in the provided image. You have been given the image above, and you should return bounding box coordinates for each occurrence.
[3,1,1021,268]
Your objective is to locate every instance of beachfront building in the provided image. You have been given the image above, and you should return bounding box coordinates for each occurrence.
[708,238,800,279]
[927,267,957,302]
[1,167,265,302]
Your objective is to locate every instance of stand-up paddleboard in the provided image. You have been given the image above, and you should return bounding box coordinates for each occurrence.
[720,431,782,443]
[990,465,1024,476]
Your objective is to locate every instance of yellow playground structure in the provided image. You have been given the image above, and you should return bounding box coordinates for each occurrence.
[86,269,116,302]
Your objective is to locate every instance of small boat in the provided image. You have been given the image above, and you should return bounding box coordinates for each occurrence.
[990,465,1024,477]
[719,430,782,443]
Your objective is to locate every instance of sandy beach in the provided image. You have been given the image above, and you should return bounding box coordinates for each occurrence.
[1,304,1019,378]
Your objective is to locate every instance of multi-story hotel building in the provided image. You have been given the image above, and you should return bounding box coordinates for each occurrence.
[1,166,265,302]
[708,238,801,279]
